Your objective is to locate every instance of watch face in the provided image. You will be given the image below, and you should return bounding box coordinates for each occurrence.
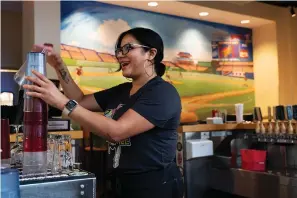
[66,100,77,110]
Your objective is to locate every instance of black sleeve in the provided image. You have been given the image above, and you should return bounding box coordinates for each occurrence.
[93,84,125,111]
[131,82,181,129]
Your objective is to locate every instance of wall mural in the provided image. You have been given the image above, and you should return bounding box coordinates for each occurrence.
[60,1,254,121]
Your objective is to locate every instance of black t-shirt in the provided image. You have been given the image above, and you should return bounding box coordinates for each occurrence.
[94,76,181,174]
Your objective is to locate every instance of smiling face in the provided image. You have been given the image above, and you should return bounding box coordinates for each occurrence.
[116,34,152,79]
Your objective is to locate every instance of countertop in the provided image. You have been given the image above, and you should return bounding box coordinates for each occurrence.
[178,123,256,133]
[9,123,259,142]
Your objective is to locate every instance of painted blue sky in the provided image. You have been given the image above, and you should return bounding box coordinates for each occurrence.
[61,1,253,62]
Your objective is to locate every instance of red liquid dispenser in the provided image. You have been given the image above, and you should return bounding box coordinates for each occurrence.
[22,52,48,175]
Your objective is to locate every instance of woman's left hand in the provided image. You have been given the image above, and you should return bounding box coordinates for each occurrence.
[23,70,69,110]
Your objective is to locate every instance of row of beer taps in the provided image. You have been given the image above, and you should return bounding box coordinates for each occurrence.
[254,105,297,135]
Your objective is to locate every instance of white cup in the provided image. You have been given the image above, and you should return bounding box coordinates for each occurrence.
[235,103,244,123]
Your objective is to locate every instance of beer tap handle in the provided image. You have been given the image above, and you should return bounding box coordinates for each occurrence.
[279,105,287,134]
[274,106,280,134]
[292,105,297,134]
[286,105,294,134]
[258,107,266,134]
[277,105,286,134]
[268,106,273,134]
[254,107,261,134]
[268,106,272,122]
[276,105,286,134]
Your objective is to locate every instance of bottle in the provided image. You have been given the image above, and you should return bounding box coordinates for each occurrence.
[22,52,48,175]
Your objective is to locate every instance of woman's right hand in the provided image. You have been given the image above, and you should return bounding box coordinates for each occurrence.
[32,44,64,70]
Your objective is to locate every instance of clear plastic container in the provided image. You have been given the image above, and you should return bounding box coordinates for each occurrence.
[22,52,48,175]
[14,47,47,87]
[1,168,20,198]
[14,61,27,86]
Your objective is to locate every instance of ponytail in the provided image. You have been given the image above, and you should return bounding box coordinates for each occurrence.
[155,62,166,77]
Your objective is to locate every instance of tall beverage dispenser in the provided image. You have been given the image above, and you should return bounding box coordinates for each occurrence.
[22,52,48,175]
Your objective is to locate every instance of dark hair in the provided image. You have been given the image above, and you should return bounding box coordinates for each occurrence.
[115,27,166,77]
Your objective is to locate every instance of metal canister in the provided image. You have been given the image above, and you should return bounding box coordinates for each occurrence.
[26,52,46,74]
[25,52,46,83]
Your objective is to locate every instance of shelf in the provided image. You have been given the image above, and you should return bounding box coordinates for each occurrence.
[179,123,256,133]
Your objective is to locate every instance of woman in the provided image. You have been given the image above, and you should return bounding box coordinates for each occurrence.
[24,27,183,198]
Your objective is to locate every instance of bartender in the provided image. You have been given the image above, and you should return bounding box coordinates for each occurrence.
[23,27,183,198]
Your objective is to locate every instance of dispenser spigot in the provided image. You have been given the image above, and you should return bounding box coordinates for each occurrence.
[286,105,294,134]
[273,106,280,135]
[260,121,266,134]
[275,120,280,135]
[268,106,273,134]
[256,121,261,134]
[292,105,297,134]
[254,107,263,134]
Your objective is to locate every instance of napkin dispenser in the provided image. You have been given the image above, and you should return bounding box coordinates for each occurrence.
[186,139,213,160]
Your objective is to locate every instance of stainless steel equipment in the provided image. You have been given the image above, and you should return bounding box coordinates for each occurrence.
[176,129,215,198]
[18,168,96,198]
[211,167,297,198]
[178,116,297,198]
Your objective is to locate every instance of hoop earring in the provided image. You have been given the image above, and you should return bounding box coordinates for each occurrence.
[144,61,154,78]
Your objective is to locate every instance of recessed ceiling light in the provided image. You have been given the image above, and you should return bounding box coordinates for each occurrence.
[199,12,209,16]
[148,2,158,7]
[241,20,250,24]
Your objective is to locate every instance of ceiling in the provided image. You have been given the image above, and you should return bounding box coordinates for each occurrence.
[259,1,297,8]
[101,1,274,29]
[1,1,277,28]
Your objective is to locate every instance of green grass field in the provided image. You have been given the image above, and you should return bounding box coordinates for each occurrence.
[65,60,255,121]
[195,92,255,120]
[79,76,127,89]
[78,74,252,97]
[174,78,251,97]
[211,92,254,105]
[64,58,119,68]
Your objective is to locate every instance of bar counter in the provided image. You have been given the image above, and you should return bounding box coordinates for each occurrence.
[9,123,258,142]
[179,123,256,133]
[177,122,297,198]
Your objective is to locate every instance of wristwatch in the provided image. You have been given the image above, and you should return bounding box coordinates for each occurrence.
[62,99,78,116]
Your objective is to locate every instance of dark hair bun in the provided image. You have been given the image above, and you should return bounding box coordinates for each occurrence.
[155,62,166,77]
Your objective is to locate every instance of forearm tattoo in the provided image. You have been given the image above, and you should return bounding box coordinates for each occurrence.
[58,68,70,83]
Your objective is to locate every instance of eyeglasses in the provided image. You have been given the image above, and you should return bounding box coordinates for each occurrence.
[115,43,150,57]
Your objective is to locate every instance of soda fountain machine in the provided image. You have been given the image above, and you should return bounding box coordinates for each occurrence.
[10,51,97,198]
[22,52,48,175]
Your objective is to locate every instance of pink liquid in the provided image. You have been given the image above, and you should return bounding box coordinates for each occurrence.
[23,98,48,152]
